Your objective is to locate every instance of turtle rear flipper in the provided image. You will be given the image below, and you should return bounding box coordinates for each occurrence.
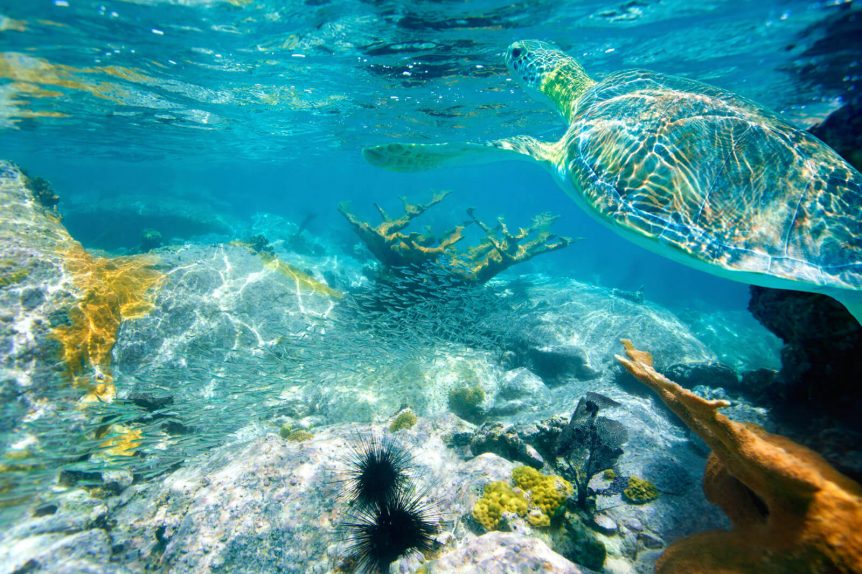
[363,136,556,172]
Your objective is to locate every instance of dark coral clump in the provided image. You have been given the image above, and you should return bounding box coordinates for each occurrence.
[554,392,628,509]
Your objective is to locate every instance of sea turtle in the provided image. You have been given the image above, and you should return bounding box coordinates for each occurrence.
[363,40,862,323]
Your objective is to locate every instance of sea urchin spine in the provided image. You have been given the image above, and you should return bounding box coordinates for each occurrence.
[343,486,438,573]
[344,434,412,508]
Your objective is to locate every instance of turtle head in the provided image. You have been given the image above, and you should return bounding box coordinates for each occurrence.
[505,40,594,121]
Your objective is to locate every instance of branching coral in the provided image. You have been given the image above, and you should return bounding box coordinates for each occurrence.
[339,192,465,268]
[452,209,573,283]
[616,339,862,574]
[339,192,572,283]
[51,245,164,402]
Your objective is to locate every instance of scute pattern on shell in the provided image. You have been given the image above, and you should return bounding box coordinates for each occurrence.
[564,70,862,291]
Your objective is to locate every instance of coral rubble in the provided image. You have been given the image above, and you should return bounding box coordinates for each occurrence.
[617,339,862,574]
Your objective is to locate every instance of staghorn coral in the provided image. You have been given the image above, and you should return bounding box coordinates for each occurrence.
[51,245,164,402]
[453,209,572,283]
[339,192,572,283]
[339,192,465,268]
[616,339,862,574]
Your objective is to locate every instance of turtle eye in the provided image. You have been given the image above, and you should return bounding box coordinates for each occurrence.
[511,48,522,59]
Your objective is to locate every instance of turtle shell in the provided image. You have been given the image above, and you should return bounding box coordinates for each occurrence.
[565,70,862,291]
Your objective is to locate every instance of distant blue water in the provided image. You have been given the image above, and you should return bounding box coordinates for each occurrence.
[0,0,854,311]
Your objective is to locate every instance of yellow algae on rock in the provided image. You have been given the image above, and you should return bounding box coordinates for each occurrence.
[98,425,143,457]
[260,253,342,298]
[472,480,529,531]
[230,239,341,298]
[51,245,164,402]
[473,467,573,531]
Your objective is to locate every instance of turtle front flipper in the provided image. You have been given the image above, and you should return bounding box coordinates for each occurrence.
[363,136,557,172]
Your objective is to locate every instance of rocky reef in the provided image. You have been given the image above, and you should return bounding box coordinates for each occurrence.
[6,159,861,574]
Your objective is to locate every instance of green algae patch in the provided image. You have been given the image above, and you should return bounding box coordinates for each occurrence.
[623,475,659,504]
[281,426,313,442]
[448,384,486,423]
[390,409,417,432]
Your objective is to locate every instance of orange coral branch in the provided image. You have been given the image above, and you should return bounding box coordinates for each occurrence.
[616,339,862,574]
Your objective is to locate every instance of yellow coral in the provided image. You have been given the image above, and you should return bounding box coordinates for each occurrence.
[512,465,573,522]
[51,245,163,402]
[527,507,551,528]
[472,480,529,531]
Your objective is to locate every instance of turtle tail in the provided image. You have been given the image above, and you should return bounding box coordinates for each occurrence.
[363,136,555,173]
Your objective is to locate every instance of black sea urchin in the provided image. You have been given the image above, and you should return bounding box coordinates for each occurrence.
[344,487,438,573]
[344,435,412,508]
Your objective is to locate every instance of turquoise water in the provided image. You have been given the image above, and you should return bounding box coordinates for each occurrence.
[1,1,860,573]
[0,0,851,308]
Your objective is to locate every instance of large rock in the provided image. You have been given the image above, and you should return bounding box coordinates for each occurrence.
[0,162,78,433]
[748,286,862,412]
[104,417,540,573]
[422,531,592,573]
